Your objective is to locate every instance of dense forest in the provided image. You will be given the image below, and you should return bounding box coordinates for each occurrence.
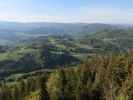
[0,51,132,100]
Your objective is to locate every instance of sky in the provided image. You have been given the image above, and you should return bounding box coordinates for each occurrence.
[0,0,133,23]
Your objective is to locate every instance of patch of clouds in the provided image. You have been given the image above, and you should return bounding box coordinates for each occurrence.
[0,8,133,24]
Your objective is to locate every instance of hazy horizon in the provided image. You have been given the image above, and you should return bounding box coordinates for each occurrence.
[0,0,132,24]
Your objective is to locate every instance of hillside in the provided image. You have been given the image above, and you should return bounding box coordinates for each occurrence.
[0,51,132,100]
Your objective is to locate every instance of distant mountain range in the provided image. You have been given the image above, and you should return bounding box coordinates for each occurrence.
[0,21,132,45]
[1,22,132,33]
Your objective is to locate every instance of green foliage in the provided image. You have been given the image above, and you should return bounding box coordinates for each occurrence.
[0,51,133,100]
[46,70,63,100]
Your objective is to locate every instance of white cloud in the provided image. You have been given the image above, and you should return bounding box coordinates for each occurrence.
[0,8,133,24]
[75,8,133,24]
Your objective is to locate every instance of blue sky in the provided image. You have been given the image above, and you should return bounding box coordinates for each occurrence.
[0,0,133,23]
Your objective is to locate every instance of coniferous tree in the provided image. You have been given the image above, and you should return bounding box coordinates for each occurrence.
[39,76,49,100]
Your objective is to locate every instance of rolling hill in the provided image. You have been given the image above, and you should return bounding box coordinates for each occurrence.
[0,22,132,79]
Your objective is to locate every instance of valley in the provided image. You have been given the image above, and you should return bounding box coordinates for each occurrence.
[0,22,132,100]
[0,23,132,78]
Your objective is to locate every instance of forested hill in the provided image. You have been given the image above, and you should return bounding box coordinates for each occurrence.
[0,51,132,100]
[0,23,132,78]
[0,22,132,100]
